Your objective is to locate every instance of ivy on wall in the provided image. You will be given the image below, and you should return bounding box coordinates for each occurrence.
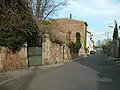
[70,32,82,54]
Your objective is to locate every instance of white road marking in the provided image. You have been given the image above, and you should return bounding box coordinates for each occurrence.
[0,70,33,85]
[116,61,120,63]
[98,77,112,82]
[0,77,17,85]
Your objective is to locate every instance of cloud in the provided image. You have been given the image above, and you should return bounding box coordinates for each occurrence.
[60,0,120,19]
[55,0,120,43]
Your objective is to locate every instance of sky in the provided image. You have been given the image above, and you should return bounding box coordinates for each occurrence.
[54,0,120,45]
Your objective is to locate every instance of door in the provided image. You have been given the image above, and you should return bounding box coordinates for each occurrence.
[28,47,42,66]
[27,37,42,66]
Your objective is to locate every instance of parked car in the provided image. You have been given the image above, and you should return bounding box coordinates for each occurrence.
[90,50,96,54]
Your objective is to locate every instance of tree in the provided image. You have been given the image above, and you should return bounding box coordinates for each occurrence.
[35,0,67,20]
[0,0,39,52]
[113,20,118,41]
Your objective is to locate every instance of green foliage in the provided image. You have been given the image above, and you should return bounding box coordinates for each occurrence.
[102,44,107,51]
[76,32,80,41]
[0,0,39,52]
[113,22,118,41]
[70,32,82,54]
[75,32,82,53]
[75,42,81,53]
[101,39,112,51]
[70,42,75,54]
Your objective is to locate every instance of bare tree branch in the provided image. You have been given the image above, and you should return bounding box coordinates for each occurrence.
[34,0,67,20]
[40,0,48,19]
[44,2,66,20]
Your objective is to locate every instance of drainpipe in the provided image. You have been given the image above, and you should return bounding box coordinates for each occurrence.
[63,44,65,62]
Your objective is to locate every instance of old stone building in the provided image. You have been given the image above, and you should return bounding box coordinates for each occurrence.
[41,29,71,65]
[50,18,88,56]
[41,18,88,64]
[51,18,88,50]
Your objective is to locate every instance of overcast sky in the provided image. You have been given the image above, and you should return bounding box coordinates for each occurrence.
[55,0,120,44]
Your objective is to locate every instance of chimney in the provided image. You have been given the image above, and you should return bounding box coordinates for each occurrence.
[70,14,72,19]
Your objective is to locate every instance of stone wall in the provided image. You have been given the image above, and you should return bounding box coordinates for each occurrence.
[42,33,71,65]
[0,47,28,72]
[50,43,62,63]
[0,47,6,71]
[54,18,87,51]
[106,40,120,58]
[19,47,28,68]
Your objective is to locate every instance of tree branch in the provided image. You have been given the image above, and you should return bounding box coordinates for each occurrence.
[44,2,65,20]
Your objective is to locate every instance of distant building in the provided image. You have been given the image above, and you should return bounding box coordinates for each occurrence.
[86,31,94,53]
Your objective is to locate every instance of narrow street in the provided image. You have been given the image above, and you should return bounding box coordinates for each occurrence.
[0,52,120,90]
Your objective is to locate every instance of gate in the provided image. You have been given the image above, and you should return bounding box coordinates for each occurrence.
[27,37,42,67]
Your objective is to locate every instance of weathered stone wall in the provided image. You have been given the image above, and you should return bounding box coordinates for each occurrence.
[2,51,20,72]
[42,33,52,65]
[54,18,87,50]
[19,47,28,68]
[42,34,71,65]
[69,23,86,47]
[50,43,62,63]
[0,47,6,71]
[106,40,120,58]
[65,46,71,60]
[0,47,28,72]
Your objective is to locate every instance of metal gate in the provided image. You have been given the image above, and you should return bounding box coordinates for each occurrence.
[27,37,42,67]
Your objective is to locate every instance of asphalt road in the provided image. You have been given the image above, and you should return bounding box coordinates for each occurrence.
[0,52,120,90]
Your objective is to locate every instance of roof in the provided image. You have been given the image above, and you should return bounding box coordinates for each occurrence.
[50,18,88,26]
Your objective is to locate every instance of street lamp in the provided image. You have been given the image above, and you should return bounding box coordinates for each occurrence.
[109,25,120,29]
[109,26,114,28]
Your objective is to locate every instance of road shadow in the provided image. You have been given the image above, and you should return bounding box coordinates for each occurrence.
[71,53,85,60]
[19,67,38,90]
[75,52,120,90]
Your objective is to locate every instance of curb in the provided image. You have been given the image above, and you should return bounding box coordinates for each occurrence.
[39,57,86,70]
[67,56,87,63]
[108,56,120,64]
[39,63,63,70]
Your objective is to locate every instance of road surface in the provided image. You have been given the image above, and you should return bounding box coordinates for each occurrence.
[0,52,120,90]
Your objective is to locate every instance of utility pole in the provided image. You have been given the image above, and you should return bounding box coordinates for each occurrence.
[70,14,72,19]
[107,32,109,40]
